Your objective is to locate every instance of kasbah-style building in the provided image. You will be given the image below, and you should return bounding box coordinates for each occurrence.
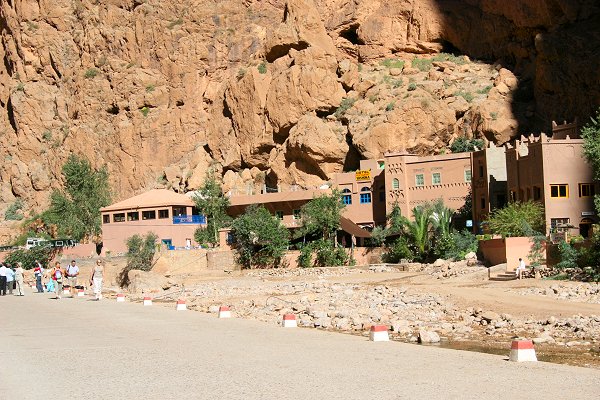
[100,120,597,255]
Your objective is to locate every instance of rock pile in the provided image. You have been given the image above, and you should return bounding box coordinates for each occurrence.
[515,283,600,304]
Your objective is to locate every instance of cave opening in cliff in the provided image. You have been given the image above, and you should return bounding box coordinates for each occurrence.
[7,97,17,133]
[339,24,363,45]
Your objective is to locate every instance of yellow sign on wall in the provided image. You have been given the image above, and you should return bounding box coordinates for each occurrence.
[355,170,371,181]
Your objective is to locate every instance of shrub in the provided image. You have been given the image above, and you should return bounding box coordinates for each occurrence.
[382,237,413,263]
[556,241,579,270]
[380,58,405,69]
[450,136,484,153]
[15,82,24,92]
[477,85,492,95]
[140,106,149,117]
[312,239,348,268]
[385,102,395,112]
[392,78,403,88]
[407,83,417,91]
[84,68,99,79]
[334,97,356,118]
[4,246,55,270]
[5,199,24,221]
[118,232,158,287]
[231,205,290,269]
[257,62,267,74]
[490,112,498,120]
[145,84,155,92]
[434,230,478,261]
[42,130,52,141]
[298,244,313,268]
[167,18,183,29]
[237,68,246,79]
[454,90,474,102]
[487,201,545,237]
[411,58,433,72]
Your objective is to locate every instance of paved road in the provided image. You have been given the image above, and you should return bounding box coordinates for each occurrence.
[1,289,598,400]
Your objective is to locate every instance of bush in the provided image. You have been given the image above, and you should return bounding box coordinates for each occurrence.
[556,241,579,270]
[487,201,545,237]
[140,106,150,117]
[450,136,484,153]
[334,97,356,118]
[118,232,158,287]
[257,62,267,74]
[385,102,395,112]
[298,244,313,268]
[407,83,417,91]
[145,84,155,92]
[5,199,24,221]
[84,68,99,79]
[454,90,474,103]
[231,205,290,269]
[4,246,55,270]
[312,239,348,268]
[434,230,478,261]
[380,58,405,69]
[382,237,413,263]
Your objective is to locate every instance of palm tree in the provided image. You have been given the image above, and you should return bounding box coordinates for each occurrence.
[429,199,454,238]
[409,206,432,258]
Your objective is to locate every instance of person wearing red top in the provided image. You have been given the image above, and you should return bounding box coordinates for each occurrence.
[51,262,64,299]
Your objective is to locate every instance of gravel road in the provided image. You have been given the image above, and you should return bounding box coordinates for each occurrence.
[1,289,598,400]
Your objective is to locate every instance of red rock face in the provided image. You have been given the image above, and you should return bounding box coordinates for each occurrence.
[0,0,597,224]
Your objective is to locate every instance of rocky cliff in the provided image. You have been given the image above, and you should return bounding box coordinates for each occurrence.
[0,0,598,221]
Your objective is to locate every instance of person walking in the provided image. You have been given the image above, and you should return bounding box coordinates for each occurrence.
[33,261,44,293]
[0,263,7,296]
[6,264,15,295]
[66,260,80,296]
[51,262,64,299]
[14,262,25,296]
[90,259,104,301]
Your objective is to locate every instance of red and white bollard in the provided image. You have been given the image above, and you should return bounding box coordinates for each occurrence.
[176,299,187,311]
[509,339,537,362]
[143,297,152,306]
[218,306,232,318]
[369,325,390,342]
[63,287,70,296]
[116,293,126,302]
[282,314,297,328]
[77,289,85,297]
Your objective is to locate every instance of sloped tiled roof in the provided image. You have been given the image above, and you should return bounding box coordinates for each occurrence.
[100,189,195,212]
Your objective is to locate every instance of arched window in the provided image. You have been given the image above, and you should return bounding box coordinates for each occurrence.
[392,178,400,190]
[341,188,352,205]
[360,187,372,204]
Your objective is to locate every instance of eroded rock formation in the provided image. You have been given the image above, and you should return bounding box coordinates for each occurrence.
[0,0,598,223]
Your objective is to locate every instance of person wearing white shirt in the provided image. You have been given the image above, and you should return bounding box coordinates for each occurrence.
[66,260,80,296]
[516,258,527,279]
[0,263,7,296]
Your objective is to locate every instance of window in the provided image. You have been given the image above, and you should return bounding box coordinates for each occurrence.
[533,186,541,201]
[415,174,424,187]
[551,218,570,231]
[142,210,156,220]
[158,209,169,219]
[102,215,110,224]
[113,213,125,222]
[579,183,595,198]
[378,161,385,170]
[293,209,301,220]
[464,170,472,183]
[172,206,186,216]
[550,184,568,198]
[432,172,441,185]
[480,197,486,210]
[341,188,352,205]
[275,211,284,220]
[479,165,484,178]
[392,178,400,190]
[360,187,372,204]
[226,232,235,244]
[127,212,139,221]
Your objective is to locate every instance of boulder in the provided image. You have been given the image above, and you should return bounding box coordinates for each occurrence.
[418,329,441,344]
[127,270,173,294]
[480,311,501,323]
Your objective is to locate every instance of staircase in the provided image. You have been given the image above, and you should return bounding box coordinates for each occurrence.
[489,270,518,281]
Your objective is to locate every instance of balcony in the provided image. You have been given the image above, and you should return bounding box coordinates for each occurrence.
[173,215,207,225]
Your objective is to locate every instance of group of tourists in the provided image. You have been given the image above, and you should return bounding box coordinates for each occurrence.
[0,259,105,300]
[0,262,25,296]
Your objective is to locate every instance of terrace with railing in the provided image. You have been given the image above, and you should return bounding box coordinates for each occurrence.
[172,215,207,224]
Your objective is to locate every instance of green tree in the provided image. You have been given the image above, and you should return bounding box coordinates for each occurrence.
[4,246,56,270]
[429,198,453,237]
[43,154,111,242]
[556,241,579,270]
[297,190,345,241]
[193,172,231,247]
[118,232,158,286]
[487,201,545,237]
[408,205,433,259]
[450,136,484,153]
[231,205,289,269]
[581,107,600,212]
[5,199,24,221]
